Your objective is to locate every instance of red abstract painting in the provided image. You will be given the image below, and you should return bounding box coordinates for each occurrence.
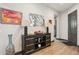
[0,8,22,25]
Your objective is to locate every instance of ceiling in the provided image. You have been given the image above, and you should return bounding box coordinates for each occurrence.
[44,3,77,12]
[1,3,77,13]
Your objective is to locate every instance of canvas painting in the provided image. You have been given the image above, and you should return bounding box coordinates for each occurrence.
[0,8,22,25]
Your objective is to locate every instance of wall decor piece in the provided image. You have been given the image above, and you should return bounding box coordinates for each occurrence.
[29,13,44,26]
[49,19,52,24]
[0,9,2,23]
[0,8,22,25]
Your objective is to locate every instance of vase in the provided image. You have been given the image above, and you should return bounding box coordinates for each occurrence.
[6,34,15,55]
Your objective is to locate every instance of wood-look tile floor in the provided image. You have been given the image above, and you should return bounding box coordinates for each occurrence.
[31,40,79,55]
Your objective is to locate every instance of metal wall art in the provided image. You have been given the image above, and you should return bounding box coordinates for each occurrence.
[29,13,44,26]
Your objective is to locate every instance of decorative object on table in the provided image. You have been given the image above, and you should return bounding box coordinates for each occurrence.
[34,31,43,35]
[38,38,41,43]
[46,26,49,33]
[24,26,28,35]
[0,8,22,25]
[49,19,52,24]
[38,44,41,48]
[29,13,45,26]
[6,34,15,55]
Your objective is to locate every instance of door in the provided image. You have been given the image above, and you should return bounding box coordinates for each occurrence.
[54,16,57,38]
[54,19,57,37]
[68,10,77,45]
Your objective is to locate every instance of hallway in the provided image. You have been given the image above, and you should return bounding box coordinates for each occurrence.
[32,40,79,55]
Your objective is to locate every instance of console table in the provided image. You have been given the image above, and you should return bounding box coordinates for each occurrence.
[22,33,51,55]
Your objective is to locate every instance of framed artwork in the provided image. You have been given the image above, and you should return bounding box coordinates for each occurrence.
[0,8,22,25]
[0,8,2,23]
[29,13,44,26]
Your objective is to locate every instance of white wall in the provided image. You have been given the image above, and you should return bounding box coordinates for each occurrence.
[54,13,60,39]
[0,3,58,54]
[59,4,79,45]
[59,13,68,40]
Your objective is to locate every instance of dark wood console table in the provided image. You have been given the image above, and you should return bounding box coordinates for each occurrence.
[22,33,51,55]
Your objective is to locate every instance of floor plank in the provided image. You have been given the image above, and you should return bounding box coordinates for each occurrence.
[31,40,79,55]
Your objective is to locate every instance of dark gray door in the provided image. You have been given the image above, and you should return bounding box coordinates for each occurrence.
[54,16,57,38]
[68,10,77,45]
[54,19,57,37]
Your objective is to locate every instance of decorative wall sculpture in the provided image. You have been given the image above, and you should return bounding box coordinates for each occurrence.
[29,13,44,26]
